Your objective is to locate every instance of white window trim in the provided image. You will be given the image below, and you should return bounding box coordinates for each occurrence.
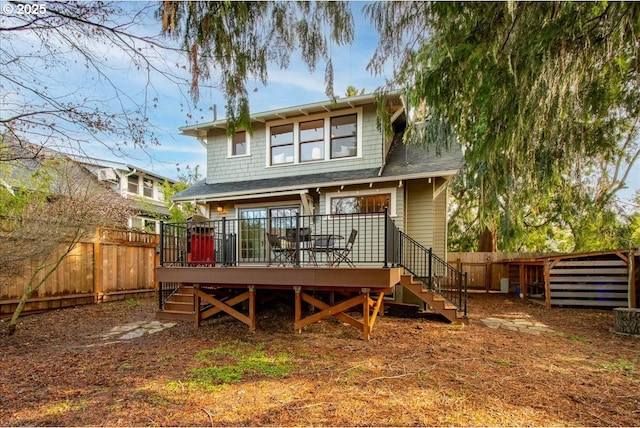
[325,187,397,217]
[228,130,251,158]
[233,200,302,216]
[265,107,363,167]
[142,177,155,199]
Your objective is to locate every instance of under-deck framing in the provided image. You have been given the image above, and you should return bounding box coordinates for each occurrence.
[157,266,403,340]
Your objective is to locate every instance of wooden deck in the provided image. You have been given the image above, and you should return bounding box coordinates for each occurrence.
[157,266,403,340]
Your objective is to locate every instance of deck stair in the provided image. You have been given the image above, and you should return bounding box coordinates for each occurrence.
[156,285,195,321]
[400,274,468,324]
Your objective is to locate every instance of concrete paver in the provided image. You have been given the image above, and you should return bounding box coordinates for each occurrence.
[480,317,554,335]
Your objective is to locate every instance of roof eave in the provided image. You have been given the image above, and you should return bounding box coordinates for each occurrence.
[179,91,402,137]
[171,169,459,203]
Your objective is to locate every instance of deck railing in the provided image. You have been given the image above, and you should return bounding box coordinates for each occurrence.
[158,210,466,315]
[160,211,391,268]
[398,231,467,316]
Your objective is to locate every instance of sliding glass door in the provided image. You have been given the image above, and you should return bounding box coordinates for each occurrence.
[238,205,299,263]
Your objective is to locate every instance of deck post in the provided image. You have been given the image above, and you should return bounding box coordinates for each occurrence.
[159,221,164,267]
[544,260,552,309]
[194,284,201,327]
[221,217,226,266]
[248,286,256,331]
[383,208,388,268]
[428,248,433,289]
[294,213,301,267]
[294,286,302,333]
[362,288,371,340]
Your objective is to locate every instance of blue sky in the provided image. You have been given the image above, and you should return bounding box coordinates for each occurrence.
[125,2,389,182]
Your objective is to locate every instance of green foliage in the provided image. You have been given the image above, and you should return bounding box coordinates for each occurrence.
[345,86,365,97]
[178,342,293,390]
[1,141,131,333]
[159,165,202,223]
[369,2,640,251]
[599,359,636,373]
[366,2,640,251]
[160,1,354,134]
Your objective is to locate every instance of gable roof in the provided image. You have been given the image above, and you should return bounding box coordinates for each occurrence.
[180,92,403,139]
[66,154,176,184]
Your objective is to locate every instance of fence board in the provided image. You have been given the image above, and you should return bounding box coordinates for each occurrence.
[550,283,628,291]
[550,299,625,307]
[551,268,628,275]
[550,275,628,283]
[555,260,627,267]
[1,228,158,317]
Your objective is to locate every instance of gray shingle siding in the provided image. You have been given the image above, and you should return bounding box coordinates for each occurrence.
[205,104,383,185]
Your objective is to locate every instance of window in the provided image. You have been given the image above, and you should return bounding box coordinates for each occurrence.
[267,108,361,166]
[231,130,248,156]
[127,175,139,194]
[299,119,324,162]
[270,124,294,165]
[144,219,157,233]
[331,193,391,214]
[143,178,153,198]
[330,114,357,159]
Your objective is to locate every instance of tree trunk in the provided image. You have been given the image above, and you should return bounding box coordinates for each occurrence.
[613,308,640,335]
[478,227,497,252]
[7,247,73,335]
[7,289,33,335]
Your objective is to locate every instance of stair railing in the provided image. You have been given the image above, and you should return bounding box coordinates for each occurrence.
[396,230,467,317]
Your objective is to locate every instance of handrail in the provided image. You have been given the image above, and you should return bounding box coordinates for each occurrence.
[397,231,467,316]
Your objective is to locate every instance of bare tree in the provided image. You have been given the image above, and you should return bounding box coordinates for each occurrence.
[0,1,194,161]
[0,141,132,335]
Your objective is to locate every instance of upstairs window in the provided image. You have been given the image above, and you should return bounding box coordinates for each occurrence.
[299,119,324,162]
[127,175,139,194]
[231,130,248,156]
[266,108,361,166]
[330,114,357,159]
[271,124,294,165]
[143,178,154,198]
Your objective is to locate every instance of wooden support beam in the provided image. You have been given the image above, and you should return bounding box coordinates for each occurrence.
[544,260,551,309]
[369,293,385,332]
[294,286,302,333]
[297,292,365,331]
[294,288,385,340]
[194,287,254,329]
[362,289,371,340]
[248,286,256,331]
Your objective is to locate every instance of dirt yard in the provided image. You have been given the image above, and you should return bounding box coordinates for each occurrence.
[1,293,638,426]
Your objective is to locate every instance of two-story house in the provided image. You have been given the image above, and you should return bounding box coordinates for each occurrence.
[157,92,467,337]
[173,92,461,257]
[70,156,176,233]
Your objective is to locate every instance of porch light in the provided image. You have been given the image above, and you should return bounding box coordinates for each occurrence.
[216,203,225,213]
[398,180,403,188]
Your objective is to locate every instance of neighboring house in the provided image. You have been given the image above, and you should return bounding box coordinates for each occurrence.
[174,92,461,258]
[69,156,176,233]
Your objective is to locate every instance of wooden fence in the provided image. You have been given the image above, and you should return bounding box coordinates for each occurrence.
[0,228,158,318]
[448,252,545,292]
[449,250,638,309]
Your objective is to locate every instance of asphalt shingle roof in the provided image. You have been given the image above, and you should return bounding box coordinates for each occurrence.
[173,136,463,201]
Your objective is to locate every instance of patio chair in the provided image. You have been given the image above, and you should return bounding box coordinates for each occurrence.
[306,234,335,266]
[266,232,296,266]
[332,229,357,267]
